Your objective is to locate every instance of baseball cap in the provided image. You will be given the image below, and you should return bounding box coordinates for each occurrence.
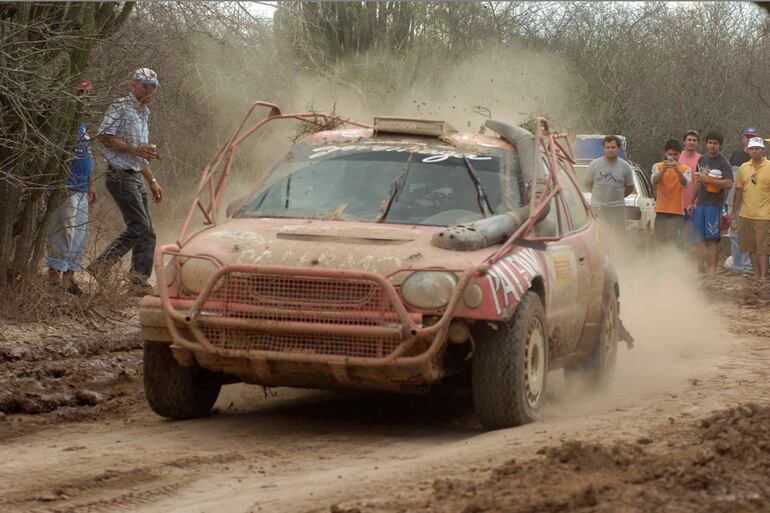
[132,67,159,87]
[743,127,759,136]
[747,137,765,149]
[76,77,92,96]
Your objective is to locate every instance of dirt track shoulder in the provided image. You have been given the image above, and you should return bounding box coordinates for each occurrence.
[0,312,143,438]
[0,275,768,513]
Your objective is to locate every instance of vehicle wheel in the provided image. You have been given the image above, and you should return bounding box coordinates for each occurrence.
[143,341,221,419]
[566,292,619,390]
[472,291,548,429]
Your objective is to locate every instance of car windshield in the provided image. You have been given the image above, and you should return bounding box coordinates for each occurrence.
[235,139,522,226]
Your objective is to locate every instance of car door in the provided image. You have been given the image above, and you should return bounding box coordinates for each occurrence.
[532,158,587,357]
[547,163,595,355]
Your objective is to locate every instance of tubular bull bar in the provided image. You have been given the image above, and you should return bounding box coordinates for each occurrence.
[150,245,483,386]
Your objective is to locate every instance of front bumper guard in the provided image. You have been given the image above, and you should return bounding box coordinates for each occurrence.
[152,246,481,381]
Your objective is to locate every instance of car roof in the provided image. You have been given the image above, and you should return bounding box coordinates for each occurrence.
[303,128,516,154]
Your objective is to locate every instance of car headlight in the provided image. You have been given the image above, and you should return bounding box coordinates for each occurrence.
[401,271,457,310]
[179,258,222,295]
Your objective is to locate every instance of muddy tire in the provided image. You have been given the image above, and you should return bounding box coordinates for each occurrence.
[472,291,548,429]
[567,292,619,390]
[143,342,221,419]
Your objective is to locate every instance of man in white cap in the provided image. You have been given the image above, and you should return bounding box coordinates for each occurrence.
[88,68,164,295]
[731,136,770,280]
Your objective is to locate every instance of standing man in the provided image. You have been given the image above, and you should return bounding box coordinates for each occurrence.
[88,68,163,295]
[729,127,758,167]
[687,132,733,274]
[45,78,97,296]
[731,137,770,280]
[583,135,634,247]
[679,130,701,251]
[652,139,691,247]
[726,128,758,274]
[680,130,701,210]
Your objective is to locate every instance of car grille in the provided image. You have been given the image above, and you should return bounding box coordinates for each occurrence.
[196,272,404,358]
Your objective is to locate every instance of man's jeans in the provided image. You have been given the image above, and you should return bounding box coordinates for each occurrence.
[45,192,89,272]
[93,170,155,283]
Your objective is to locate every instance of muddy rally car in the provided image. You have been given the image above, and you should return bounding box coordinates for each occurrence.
[140,102,631,429]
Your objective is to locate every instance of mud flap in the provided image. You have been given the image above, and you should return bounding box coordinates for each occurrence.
[619,319,634,349]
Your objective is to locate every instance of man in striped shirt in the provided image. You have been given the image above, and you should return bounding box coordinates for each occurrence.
[88,68,164,295]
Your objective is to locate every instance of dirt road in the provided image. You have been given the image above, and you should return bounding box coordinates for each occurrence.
[1,272,769,513]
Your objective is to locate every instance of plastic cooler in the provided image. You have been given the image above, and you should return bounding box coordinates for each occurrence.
[574,134,626,162]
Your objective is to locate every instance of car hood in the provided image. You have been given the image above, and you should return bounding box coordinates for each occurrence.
[180,218,495,282]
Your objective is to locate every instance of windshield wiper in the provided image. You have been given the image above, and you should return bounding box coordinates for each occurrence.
[463,156,494,216]
[375,153,414,223]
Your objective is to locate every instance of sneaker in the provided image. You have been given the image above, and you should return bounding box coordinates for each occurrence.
[127,282,154,297]
[66,281,84,297]
[47,281,65,293]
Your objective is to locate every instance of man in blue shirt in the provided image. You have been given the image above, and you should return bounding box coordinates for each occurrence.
[88,68,164,295]
[45,78,97,296]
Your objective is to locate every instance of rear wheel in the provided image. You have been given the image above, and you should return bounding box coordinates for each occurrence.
[566,292,619,389]
[143,341,221,419]
[472,291,548,429]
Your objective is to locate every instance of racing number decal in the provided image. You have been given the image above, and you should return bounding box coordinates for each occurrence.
[545,246,576,285]
[486,248,544,316]
[550,254,573,282]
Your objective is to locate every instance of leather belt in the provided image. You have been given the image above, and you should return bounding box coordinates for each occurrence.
[108,164,136,173]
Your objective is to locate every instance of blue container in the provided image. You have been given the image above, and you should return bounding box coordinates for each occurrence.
[574,134,626,160]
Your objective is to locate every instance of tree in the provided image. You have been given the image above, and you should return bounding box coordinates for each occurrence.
[0,2,133,288]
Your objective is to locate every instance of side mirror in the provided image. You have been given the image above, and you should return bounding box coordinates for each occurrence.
[535,217,557,237]
[226,196,245,218]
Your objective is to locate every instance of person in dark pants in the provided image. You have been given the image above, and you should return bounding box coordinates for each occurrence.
[651,139,692,247]
[88,68,164,295]
[583,135,634,254]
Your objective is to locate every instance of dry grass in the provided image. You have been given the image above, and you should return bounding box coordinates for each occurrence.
[0,273,136,326]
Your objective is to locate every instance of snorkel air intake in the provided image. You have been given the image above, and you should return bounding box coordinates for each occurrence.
[431,119,549,251]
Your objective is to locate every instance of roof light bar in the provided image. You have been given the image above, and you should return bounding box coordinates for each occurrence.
[373,117,453,137]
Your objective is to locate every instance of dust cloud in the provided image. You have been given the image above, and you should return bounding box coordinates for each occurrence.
[547,243,732,419]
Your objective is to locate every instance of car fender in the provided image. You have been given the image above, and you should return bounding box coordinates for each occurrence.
[477,247,547,321]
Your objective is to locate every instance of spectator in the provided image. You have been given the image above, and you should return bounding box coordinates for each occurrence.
[725,128,758,274]
[679,130,701,253]
[583,135,634,246]
[731,137,770,280]
[729,127,758,167]
[45,78,97,296]
[680,130,701,210]
[87,68,163,295]
[687,131,733,274]
[652,139,692,246]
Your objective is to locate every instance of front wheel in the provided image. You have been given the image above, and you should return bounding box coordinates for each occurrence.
[472,291,548,429]
[143,342,221,419]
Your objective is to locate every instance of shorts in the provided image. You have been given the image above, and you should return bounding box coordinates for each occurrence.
[692,204,722,243]
[738,217,770,254]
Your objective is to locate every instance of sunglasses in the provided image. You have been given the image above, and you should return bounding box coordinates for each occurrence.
[752,173,758,185]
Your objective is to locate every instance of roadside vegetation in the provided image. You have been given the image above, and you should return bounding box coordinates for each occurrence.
[1,1,769,300]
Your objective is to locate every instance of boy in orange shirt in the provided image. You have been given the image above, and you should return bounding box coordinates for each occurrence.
[652,139,692,246]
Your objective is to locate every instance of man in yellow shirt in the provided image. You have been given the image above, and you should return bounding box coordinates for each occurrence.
[731,137,770,279]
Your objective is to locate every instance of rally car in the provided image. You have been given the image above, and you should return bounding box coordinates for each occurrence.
[140,102,631,429]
